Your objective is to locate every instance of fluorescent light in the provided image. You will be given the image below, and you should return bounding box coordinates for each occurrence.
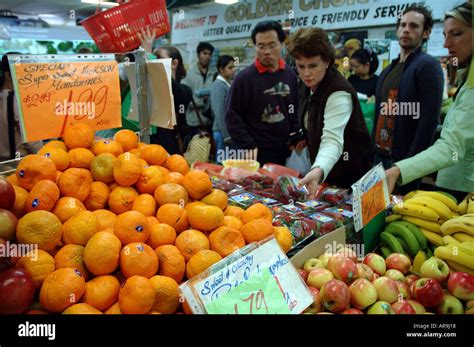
[81,0,119,7]
[215,0,238,4]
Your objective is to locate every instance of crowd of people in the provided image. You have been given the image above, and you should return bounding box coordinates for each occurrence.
[0,1,471,199]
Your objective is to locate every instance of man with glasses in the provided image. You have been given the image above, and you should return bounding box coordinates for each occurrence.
[225,20,299,165]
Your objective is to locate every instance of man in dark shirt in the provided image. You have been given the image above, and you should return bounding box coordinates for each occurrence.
[225,20,299,165]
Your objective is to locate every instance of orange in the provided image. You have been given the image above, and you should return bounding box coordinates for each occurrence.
[53,197,86,223]
[119,275,155,314]
[62,210,99,246]
[83,231,121,275]
[129,148,141,158]
[209,226,246,257]
[90,153,116,184]
[62,303,102,314]
[101,228,114,234]
[240,203,273,224]
[186,250,222,279]
[147,216,159,226]
[16,154,57,191]
[56,170,62,183]
[81,275,120,311]
[84,181,110,211]
[274,226,293,253]
[147,223,176,249]
[155,165,170,177]
[156,204,188,233]
[16,211,62,251]
[201,189,228,210]
[185,201,205,212]
[16,249,55,288]
[39,268,86,313]
[165,154,190,175]
[91,139,123,157]
[132,194,156,217]
[136,166,165,194]
[54,244,91,280]
[63,123,94,149]
[223,215,243,230]
[91,209,117,231]
[188,205,224,232]
[24,180,60,213]
[43,140,68,152]
[224,205,245,219]
[164,172,184,185]
[113,152,142,187]
[149,275,180,314]
[38,147,70,171]
[68,148,95,169]
[175,229,210,261]
[114,129,138,152]
[137,142,146,150]
[114,211,151,245]
[104,301,122,314]
[182,170,212,200]
[6,173,18,186]
[154,245,185,282]
[140,144,168,166]
[182,300,193,315]
[240,218,274,243]
[138,159,148,167]
[120,242,158,278]
[11,185,28,217]
[154,183,188,206]
[108,186,139,214]
[58,168,93,202]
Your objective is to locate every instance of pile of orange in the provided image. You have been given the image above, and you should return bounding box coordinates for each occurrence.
[7,124,293,315]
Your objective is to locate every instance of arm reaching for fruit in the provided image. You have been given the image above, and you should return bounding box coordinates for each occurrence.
[301,167,324,199]
[385,166,400,194]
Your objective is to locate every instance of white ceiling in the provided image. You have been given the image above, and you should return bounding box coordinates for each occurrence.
[0,0,98,19]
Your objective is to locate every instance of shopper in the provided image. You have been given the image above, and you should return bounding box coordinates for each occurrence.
[372,3,444,194]
[385,1,473,200]
[0,54,42,162]
[182,42,215,144]
[348,48,379,98]
[210,55,235,159]
[225,20,299,165]
[286,28,372,193]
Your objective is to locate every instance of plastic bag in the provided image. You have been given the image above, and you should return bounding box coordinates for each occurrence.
[285,148,311,175]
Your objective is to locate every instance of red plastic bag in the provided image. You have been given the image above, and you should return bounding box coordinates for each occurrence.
[262,163,301,178]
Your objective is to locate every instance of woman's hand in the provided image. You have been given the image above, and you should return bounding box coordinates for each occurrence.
[137,27,156,54]
[290,140,307,152]
[301,167,324,199]
[385,166,401,194]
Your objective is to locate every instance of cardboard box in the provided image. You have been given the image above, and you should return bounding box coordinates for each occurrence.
[290,226,346,269]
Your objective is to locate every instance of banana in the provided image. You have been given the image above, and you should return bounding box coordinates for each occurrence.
[396,236,411,254]
[380,232,405,255]
[404,190,426,201]
[462,242,474,251]
[385,214,402,223]
[407,195,454,220]
[420,229,444,247]
[415,191,460,213]
[434,245,474,270]
[384,223,420,257]
[440,218,474,236]
[458,195,469,215]
[445,260,474,275]
[445,242,474,257]
[459,213,474,218]
[467,195,474,214]
[452,232,474,243]
[398,221,428,250]
[393,202,441,222]
[413,250,427,274]
[442,235,462,246]
[401,216,442,233]
[426,247,434,259]
[380,246,392,259]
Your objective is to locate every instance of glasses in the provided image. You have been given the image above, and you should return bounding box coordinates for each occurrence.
[256,42,279,51]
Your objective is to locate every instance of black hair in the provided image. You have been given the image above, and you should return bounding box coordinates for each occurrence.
[0,52,20,88]
[351,48,379,76]
[197,42,214,55]
[251,20,286,44]
[216,55,235,74]
[396,3,434,43]
[156,46,187,82]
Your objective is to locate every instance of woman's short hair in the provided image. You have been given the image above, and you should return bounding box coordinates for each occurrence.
[286,27,335,67]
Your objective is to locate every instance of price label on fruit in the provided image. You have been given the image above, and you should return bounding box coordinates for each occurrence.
[180,238,313,314]
[9,54,122,142]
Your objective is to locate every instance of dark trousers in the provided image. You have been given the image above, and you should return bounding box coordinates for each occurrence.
[151,128,181,155]
[374,152,420,195]
[257,147,290,166]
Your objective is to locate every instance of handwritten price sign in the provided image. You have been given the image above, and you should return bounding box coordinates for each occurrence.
[10,55,121,142]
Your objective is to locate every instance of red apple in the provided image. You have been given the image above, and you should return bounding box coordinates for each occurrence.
[297,269,308,282]
[396,281,411,300]
[337,246,359,262]
[0,267,35,314]
[363,253,386,275]
[0,176,15,210]
[405,274,420,289]
[420,258,450,283]
[367,301,395,314]
[341,308,364,314]
[413,278,444,307]
[373,277,400,303]
[392,300,416,314]
[327,256,357,283]
[356,263,374,281]
[349,278,377,310]
[320,279,350,313]
[447,272,474,301]
[385,253,411,275]
[407,299,426,314]
[303,287,321,313]
[307,268,334,290]
[385,269,405,282]
[0,209,18,241]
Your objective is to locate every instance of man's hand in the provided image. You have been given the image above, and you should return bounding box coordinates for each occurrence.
[137,27,156,54]
[301,167,324,199]
[385,165,401,194]
[290,140,307,152]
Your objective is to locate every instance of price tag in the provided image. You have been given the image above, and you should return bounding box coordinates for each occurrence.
[9,55,121,142]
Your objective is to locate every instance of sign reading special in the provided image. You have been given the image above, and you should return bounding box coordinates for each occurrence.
[9,54,121,142]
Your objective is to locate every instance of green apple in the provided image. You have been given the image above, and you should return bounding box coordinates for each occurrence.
[436,294,464,314]
[374,276,400,303]
[367,301,395,314]
[303,258,324,273]
[385,269,405,282]
[420,257,450,282]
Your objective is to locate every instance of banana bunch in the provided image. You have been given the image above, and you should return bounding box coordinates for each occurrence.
[434,241,474,275]
[379,221,428,258]
[458,193,474,215]
[440,214,474,246]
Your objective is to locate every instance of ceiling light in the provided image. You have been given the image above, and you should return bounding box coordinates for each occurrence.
[215,0,238,4]
[81,0,120,7]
